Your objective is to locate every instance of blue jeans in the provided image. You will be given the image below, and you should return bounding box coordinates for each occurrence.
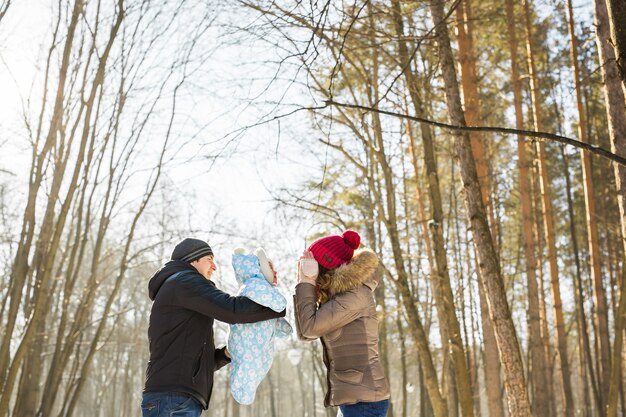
[338,399,390,417]
[141,392,202,417]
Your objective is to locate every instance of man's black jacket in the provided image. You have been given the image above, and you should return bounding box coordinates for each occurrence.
[143,260,286,409]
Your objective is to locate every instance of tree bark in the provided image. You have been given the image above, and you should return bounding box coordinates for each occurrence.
[368,70,449,417]
[607,265,626,417]
[561,145,601,414]
[0,2,125,414]
[503,1,550,415]
[395,287,409,417]
[0,0,82,388]
[455,3,507,417]
[604,0,626,96]
[455,0,493,229]
[523,2,577,415]
[391,3,475,417]
[593,1,626,414]
[477,281,505,417]
[428,0,531,415]
[566,2,611,412]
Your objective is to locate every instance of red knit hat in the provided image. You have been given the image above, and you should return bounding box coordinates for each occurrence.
[308,230,361,269]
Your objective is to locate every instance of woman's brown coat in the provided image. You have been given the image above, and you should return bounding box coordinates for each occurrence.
[294,248,390,407]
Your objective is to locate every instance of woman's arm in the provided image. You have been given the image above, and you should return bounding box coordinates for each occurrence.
[294,283,367,339]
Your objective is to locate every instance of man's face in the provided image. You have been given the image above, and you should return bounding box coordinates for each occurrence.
[191,255,217,280]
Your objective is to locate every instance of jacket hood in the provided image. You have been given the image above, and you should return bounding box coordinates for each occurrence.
[232,253,266,286]
[148,260,197,300]
[318,248,380,304]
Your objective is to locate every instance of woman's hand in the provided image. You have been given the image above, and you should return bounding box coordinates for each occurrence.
[298,250,319,285]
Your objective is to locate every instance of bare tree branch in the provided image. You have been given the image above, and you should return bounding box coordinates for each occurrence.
[323,99,626,166]
[0,0,10,25]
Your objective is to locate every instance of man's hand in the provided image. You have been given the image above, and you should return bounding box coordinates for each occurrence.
[298,250,319,285]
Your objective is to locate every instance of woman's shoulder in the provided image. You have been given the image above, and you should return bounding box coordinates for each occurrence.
[327,284,374,309]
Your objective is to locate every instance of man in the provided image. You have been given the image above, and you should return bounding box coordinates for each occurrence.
[141,238,286,416]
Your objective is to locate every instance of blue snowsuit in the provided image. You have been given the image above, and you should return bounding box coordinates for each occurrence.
[228,253,292,405]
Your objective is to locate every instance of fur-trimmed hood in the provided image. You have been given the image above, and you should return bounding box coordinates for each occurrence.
[318,248,380,304]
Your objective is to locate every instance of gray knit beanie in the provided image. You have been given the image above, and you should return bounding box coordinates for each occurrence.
[171,238,213,262]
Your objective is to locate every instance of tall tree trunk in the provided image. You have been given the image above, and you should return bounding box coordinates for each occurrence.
[407,114,459,417]
[534,227,557,417]
[0,3,124,414]
[455,3,506,416]
[404,115,437,278]
[478,282,505,417]
[370,85,448,417]
[455,0,494,231]
[561,145,601,414]
[25,70,106,417]
[311,43,447,417]
[391,3,475,417]
[566,2,611,413]
[395,287,409,417]
[604,0,626,95]
[607,265,626,417]
[593,1,626,414]
[37,141,99,416]
[428,0,531,415]
[524,14,556,415]
[375,255,394,417]
[366,203,396,417]
[419,360,435,417]
[504,0,549,414]
[0,0,82,386]
[63,60,163,415]
[363,9,447,415]
[523,2,575,415]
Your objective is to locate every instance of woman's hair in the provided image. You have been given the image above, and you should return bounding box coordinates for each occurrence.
[316,265,334,304]
[318,265,330,277]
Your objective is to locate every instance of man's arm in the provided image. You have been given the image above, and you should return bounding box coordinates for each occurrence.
[173,273,285,324]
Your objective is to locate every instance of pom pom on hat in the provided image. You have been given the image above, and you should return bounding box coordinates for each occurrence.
[342,230,360,250]
[308,230,361,269]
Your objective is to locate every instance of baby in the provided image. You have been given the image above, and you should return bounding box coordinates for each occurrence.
[228,247,292,405]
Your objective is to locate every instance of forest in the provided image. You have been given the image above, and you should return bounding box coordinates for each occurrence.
[0,0,624,416]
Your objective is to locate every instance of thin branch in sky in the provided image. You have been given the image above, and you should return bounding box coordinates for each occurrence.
[324,99,626,166]
[375,0,462,106]
[0,0,10,24]
[327,0,369,100]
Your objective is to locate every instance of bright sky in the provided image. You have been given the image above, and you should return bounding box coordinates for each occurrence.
[0,0,596,289]
[0,1,324,294]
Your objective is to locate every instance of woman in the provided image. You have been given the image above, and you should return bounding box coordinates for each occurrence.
[293,230,390,417]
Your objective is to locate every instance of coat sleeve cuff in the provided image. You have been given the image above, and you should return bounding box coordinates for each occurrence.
[293,288,318,341]
[214,346,231,370]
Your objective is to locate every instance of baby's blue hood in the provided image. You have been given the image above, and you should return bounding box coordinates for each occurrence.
[232,253,265,285]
